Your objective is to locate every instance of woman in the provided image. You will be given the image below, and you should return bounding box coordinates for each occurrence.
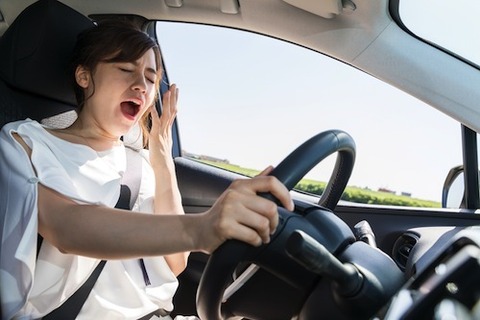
[0,21,293,319]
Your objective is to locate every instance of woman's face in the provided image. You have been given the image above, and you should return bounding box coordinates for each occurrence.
[76,48,158,138]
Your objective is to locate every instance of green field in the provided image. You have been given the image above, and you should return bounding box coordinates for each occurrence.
[199,160,441,208]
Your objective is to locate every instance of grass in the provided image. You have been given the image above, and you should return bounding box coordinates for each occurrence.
[198,159,441,208]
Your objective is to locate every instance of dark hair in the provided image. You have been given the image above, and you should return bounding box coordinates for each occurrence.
[70,20,162,146]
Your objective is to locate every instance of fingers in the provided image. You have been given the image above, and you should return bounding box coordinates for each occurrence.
[255,166,293,211]
[248,173,295,212]
[149,84,178,135]
[229,172,294,234]
[161,84,178,126]
[206,172,294,251]
[224,184,280,243]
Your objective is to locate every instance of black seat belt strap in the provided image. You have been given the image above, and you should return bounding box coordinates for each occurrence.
[41,146,143,319]
[41,260,106,319]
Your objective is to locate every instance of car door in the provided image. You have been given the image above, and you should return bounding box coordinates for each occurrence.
[153,21,480,317]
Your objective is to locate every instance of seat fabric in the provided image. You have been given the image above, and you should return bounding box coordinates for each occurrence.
[0,0,95,128]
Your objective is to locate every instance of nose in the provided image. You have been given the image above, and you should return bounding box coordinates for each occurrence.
[132,73,147,93]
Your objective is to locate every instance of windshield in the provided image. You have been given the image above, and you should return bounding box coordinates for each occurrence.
[399,0,480,67]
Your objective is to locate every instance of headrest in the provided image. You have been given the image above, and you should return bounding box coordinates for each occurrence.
[0,0,95,106]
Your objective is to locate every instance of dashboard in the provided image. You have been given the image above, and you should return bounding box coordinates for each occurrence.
[381,227,480,319]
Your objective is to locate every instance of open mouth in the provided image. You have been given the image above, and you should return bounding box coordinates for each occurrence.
[120,100,141,119]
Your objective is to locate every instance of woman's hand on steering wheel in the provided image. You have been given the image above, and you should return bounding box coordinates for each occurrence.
[197,168,294,254]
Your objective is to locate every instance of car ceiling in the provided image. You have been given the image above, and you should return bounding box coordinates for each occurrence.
[1,0,480,133]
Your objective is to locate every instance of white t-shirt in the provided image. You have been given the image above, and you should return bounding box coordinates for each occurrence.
[0,119,179,319]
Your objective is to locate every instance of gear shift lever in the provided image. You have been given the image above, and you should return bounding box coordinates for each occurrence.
[285,230,363,297]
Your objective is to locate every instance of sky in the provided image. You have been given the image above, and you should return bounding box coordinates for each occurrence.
[154,3,476,202]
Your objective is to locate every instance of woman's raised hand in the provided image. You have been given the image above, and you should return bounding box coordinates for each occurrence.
[148,84,178,170]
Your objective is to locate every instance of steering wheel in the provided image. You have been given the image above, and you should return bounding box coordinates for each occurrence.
[197,130,356,320]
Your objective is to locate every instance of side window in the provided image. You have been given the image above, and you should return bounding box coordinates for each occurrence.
[156,22,462,208]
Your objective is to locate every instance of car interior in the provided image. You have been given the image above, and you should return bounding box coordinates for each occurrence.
[1,0,480,319]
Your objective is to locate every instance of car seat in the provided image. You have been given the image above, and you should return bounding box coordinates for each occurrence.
[0,0,95,129]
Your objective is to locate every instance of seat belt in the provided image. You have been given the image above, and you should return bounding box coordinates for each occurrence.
[41,146,143,319]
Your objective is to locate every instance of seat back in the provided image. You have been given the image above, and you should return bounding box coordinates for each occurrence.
[0,0,95,128]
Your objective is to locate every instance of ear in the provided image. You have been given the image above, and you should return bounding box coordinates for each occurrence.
[75,65,91,88]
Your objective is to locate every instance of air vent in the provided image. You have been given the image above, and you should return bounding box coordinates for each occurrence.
[392,232,419,272]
